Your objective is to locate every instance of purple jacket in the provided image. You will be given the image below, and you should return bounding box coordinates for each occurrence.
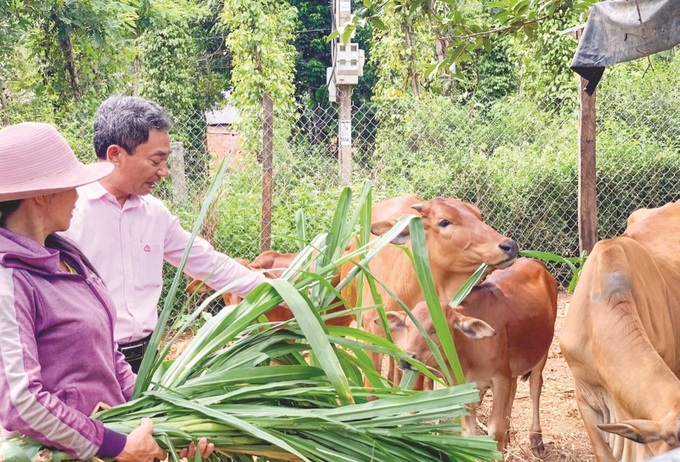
[0,228,135,459]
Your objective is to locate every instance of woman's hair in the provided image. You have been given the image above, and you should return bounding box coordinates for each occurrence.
[0,200,22,227]
[45,234,101,278]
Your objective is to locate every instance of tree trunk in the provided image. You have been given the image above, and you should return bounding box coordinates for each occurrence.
[404,15,420,97]
[0,81,8,126]
[53,13,81,102]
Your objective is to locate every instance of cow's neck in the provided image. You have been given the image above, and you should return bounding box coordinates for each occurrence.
[433,272,478,305]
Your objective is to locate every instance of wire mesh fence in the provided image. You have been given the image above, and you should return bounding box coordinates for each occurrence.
[55,78,680,293]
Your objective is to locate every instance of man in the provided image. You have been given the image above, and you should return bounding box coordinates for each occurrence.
[63,95,266,372]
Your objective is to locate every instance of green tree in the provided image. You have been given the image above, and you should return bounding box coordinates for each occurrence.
[347,0,596,100]
[222,0,297,153]
[1,0,135,115]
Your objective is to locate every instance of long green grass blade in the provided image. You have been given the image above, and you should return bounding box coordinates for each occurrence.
[520,249,587,291]
[408,217,462,385]
[450,262,488,307]
[269,278,353,405]
[134,151,234,397]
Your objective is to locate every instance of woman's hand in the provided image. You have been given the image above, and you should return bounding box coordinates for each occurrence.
[115,418,167,462]
[178,437,215,460]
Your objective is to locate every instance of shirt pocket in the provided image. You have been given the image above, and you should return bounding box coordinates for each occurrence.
[134,241,164,289]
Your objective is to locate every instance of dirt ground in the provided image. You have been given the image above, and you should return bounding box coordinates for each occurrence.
[168,291,594,461]
[479,291,595,461]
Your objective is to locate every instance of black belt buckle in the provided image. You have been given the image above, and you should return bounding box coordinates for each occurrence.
[119,338,149,361]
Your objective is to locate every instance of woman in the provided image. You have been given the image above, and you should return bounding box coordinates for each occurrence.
[0,122,211,461]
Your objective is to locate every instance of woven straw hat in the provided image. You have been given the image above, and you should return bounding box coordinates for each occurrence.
[0,122,113,201]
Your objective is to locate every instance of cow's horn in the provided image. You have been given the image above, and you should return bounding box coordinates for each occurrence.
[411,203,423,212]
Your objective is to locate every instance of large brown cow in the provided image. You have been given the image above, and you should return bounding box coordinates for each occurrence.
[560,200,680,461]
[388,257,557,454]
[343,194,519,378]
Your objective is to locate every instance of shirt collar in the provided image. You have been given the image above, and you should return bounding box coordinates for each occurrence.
[79,182,143,208]
[79,181,108,200]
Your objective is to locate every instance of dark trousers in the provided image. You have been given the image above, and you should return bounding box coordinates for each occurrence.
[118,334,153,373]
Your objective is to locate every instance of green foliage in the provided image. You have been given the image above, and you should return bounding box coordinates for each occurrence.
[360,82,680,285]
[207,146,350,260]
[210,164,263,261]
[222,0,298,153]
[290,0,331,105]
[593,53,680,237]
[506,6,581,103]
[355,0,596,72]
[473,39,518,100]
[367,1,437,102]
[139,24,201,118]
[1,0,135,116]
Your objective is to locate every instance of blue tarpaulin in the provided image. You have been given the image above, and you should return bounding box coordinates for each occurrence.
[571,0,680,94]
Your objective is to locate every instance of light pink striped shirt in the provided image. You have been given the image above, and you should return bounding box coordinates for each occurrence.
[62,182,265,344]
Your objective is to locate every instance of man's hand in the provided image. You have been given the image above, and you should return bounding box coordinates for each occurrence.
[115,418,167,462]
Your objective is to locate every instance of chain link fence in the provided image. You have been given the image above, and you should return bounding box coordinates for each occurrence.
[156,88,679,290]
[55,78,680,294]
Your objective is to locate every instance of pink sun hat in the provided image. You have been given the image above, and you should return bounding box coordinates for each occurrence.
[0,122,114,202]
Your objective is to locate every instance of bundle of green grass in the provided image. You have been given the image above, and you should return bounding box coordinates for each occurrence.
[0,181,503,462]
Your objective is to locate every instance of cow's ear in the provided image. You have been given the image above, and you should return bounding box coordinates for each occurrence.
[598,420,664,444]
[371,220,411,244]
[453,313,495,339]
[384,312,407,330]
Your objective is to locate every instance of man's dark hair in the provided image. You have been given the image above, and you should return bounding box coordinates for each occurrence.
[93,96,172,160]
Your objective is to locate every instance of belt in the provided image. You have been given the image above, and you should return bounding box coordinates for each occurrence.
[118,334,153,361]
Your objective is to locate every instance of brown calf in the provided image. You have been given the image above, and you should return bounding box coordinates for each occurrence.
[388,257,557,455]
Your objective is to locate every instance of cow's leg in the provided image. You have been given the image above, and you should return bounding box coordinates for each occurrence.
[462,402,480,437]
[487,374,513,451]
[528,354,548,456]
[499,376,518,449]
[461,384,486,436]
[574,391,618,462]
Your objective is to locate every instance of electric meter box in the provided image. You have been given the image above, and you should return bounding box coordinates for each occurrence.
[334,42,365,85]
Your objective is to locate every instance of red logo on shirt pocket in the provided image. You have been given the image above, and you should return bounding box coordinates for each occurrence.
[144,244,151,252]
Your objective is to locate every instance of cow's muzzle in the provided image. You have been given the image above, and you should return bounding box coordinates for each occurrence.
[494,238,519,268]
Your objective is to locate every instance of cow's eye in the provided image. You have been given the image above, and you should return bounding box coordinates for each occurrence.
[439,219,452,228]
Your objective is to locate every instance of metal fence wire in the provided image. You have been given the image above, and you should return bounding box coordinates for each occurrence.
[59,82,680,293]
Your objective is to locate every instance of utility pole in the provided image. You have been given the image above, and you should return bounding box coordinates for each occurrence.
[327,0,364,183]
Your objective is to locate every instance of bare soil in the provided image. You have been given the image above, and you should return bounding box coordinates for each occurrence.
[167,291,594,461]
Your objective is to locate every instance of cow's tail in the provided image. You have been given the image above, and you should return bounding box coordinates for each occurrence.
[520,371,532,382]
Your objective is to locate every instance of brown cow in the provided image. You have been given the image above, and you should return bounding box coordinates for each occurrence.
[187,250,353,326]
[561,200,680,462]
[388,257,557,454]
[185,257,251,306]
[342,194,519,379]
